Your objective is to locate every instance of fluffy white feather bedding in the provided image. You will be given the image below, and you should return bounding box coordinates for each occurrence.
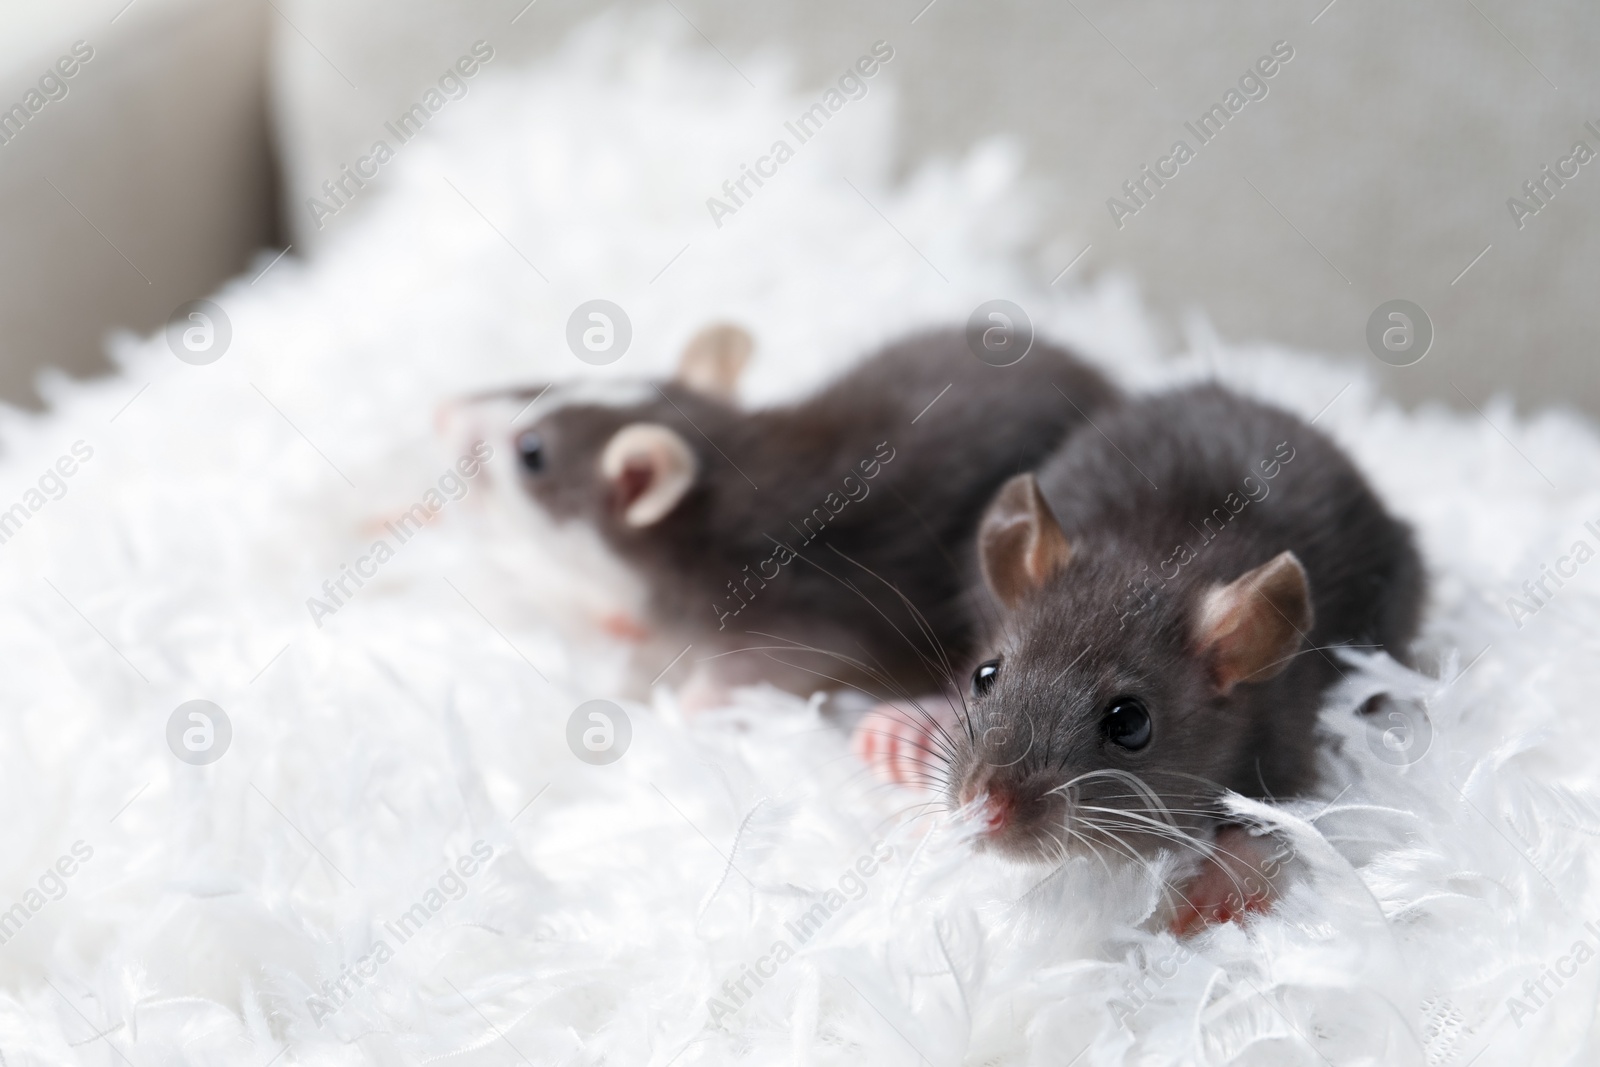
[3,13,1599,1065]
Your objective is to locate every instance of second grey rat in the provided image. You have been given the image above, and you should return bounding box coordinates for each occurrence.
[855,383,1424,932]
[461,325,1118,704]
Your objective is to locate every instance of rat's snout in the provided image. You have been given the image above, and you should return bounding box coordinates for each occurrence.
[433,398,493,460]
[958,778,1016,836]
[433,394,536,488]
[953,763,1073,859]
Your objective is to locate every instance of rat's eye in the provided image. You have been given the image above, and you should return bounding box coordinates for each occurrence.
[516,430,545,473]
[971,659,1000,697]
[966,659,992,700]
[1102,696,1151,750]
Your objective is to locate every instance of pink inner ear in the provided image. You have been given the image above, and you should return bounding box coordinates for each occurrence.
[614,460,653,512]
[1195,553,1313,693]
[1206,628,1249,692]
[1198,578,1282,693]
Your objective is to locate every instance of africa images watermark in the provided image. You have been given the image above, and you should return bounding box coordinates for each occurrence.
[1106,40,1295,229]
[1504,917,1600,1028]
[305,443,493,626]
[1505,119,1600,231]
[1111,939,1200,1028]
[306,839,495,1027]
[0,841,95,948]
[705,40,895,229]
[306,41,496,230]
[713,441,896,630]
[1113,441,1298,628]
[0,440,95,549]
[0,40,95,149]
[704,839,895,1026]
[1504,516,1600,629]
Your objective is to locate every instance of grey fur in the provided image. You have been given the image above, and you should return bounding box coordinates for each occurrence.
[506,329,1119,695]
[952,384,1426,859]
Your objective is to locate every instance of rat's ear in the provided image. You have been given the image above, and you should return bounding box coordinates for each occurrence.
[978,473,1074,609]
[599,423,698,527]
[675,323,753,402]
[1194,551,1313,693]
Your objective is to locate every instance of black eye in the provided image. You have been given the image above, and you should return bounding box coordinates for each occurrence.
[1102,696,1151,750]
[971,659,1000,697]
[516,430,544,473]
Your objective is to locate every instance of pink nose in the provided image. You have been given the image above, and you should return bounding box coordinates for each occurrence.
[959,783,1013,834]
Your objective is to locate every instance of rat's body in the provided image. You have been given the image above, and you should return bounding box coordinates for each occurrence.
[471,328,1118,700]
[856,384,1424,928]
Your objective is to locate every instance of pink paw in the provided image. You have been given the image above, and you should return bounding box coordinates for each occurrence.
[851,703,941,790]
[1169,827,1283,937]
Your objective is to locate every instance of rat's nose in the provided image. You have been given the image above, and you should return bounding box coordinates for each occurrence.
[959,781,1014,834]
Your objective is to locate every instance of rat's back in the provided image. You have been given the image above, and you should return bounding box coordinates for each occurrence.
[1035,383,1424,662]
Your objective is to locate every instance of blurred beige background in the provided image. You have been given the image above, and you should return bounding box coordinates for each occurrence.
[1,0,1595,416]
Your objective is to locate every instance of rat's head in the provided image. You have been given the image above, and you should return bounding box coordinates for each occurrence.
[948,473,1313,862]
[438,324,752,639]
[509,392,700,533]
[505,322,752,534]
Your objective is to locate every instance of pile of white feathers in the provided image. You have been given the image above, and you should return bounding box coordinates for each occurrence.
[1,12,1598,1066]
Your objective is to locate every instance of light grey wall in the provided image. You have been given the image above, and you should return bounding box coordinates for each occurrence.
[2,0,1595,422]
[0,0,278,409]
[271,0,1600,419]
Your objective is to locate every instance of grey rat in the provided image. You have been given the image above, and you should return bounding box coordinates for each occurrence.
[463,325,1119,702]
[856,383,1423,930]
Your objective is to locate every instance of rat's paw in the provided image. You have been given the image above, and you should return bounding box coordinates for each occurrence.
[851,703,941,791]
[1169,826,1281,938]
